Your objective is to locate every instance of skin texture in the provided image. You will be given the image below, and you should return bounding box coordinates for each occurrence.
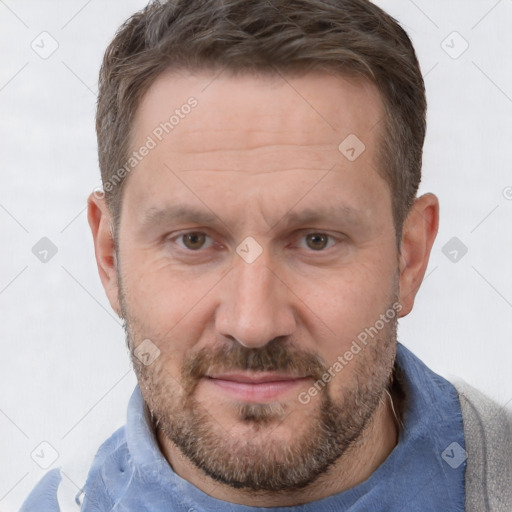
[88,70,439,507]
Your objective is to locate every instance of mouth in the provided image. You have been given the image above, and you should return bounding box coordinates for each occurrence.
[203,372,311,402]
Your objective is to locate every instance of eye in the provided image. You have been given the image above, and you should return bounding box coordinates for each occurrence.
[297,232,337,251]
[170,230,341,254]
[175,231,214,251]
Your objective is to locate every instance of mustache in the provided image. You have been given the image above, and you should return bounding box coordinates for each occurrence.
[181,338,329,395]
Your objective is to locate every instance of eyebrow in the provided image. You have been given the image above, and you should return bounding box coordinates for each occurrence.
[139,203,366,234]
[273,205,365,230]
[141,206,228,232]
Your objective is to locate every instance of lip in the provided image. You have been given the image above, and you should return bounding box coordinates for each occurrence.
[207,372,308,384]
[204,372,310,402]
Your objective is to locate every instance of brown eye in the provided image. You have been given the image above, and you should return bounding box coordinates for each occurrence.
[181,232,208,250]
[305,233,330,250]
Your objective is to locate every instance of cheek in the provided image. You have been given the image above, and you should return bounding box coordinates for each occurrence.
[292,258,397,354]
[122,251,223,329]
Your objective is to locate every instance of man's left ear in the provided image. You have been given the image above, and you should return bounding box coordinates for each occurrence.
[398,193,439,317]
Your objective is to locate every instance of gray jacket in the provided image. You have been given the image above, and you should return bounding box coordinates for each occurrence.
[453,380,512,511]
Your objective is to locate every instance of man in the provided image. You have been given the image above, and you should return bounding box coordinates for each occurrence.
[20,0,512,510]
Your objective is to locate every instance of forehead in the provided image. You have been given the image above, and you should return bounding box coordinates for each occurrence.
[134,69,384,162]
[123,69,390,229]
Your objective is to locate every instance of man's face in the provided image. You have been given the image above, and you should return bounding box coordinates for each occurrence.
[116,70,401,491]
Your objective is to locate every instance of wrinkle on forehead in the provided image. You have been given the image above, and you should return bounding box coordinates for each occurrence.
[132,69,384,157]
[122,70,392,239]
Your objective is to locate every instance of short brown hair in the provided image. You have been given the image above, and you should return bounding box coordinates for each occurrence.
[97,0,426,238]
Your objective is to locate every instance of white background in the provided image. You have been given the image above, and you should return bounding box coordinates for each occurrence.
[1,1,511,510]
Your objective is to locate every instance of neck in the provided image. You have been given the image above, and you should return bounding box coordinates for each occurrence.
[157,388,400,507]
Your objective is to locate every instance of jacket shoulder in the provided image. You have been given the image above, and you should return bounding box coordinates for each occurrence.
[18,468,63,512]
[451,379,512,512]
[18,425,128,512]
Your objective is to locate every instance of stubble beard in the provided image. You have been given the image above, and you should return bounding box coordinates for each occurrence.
[120,276,398,493]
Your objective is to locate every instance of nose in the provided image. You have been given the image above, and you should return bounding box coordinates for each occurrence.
[215,251,297,349]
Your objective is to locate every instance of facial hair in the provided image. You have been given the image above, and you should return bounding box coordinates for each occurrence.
[120,273,398,492]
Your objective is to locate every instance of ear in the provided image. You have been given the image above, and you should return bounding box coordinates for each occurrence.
[398,193,439,317]
[87,192,121,317]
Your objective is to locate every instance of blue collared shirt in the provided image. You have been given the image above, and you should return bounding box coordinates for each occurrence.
[20,343,466,511]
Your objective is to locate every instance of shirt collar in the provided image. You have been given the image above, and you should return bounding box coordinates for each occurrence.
[124,342,465,509]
